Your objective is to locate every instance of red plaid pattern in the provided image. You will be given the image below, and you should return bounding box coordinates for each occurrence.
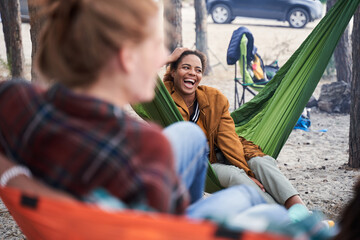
[0,80,188,214]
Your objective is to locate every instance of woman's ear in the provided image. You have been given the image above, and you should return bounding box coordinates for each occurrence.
[117,45,136,74]
[171,69,176,78]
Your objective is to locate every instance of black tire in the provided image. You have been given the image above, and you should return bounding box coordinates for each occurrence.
[287,8,309,28]
[211,4,233,24]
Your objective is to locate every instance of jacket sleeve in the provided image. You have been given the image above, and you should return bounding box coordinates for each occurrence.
[215,97,255,177]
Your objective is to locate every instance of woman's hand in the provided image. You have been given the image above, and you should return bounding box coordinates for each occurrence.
[167,47,190,64]
[249,176,266,192]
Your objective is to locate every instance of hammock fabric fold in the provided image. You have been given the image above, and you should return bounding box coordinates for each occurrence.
[0,186,290,240]
[132,76,183,127]
[133,0,360,193]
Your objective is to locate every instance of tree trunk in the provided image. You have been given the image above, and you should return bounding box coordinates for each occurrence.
[327,0,352,83]
[0,0,24,78]
[0,1,11,68]
[349,5,360,168]
[194,0,211,75]
[163,0,182,53]
[28,0,46,83]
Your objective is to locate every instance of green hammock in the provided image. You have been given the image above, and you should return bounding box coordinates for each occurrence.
[133,0,360,193]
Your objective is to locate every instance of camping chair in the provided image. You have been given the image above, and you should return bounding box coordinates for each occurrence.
[227,27,277,109]
[227,27,309,131]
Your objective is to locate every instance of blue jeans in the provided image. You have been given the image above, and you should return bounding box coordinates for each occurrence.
[163,121,209,203]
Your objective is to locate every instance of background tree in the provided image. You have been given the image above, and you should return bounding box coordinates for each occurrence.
[163,0,183,52]
[0,2,11,68]
[194,0,211,75]
[0,0,24,78]
[349,6,360,168]
[317,0,353,113]
[327,0,352,83]
[28,0,46,83]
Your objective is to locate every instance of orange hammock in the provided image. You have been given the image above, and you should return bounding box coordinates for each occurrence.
[0,186,290,240]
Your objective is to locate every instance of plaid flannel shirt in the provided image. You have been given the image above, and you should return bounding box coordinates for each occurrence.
[0,80,188,214]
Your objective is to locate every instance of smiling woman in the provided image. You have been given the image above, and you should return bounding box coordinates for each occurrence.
[164,48,309,210]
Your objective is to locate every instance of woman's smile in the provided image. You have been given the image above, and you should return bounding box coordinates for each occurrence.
[183,78,196,89]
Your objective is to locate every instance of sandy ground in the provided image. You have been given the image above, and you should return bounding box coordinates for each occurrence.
[1,4,360,239]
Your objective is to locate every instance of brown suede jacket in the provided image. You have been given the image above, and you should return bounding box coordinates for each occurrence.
[164,80,265,177]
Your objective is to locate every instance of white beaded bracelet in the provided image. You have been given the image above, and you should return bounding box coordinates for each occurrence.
[0,165,32,187]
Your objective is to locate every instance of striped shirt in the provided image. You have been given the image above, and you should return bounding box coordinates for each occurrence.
[190,101,200,123]
[0,80,188,214]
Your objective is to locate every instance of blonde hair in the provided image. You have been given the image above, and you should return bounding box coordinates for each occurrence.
[36,0,158,87]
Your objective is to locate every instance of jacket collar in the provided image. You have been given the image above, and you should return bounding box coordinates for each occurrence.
[196,86,210,111]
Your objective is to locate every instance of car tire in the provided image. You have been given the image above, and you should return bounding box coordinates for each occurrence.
[288,8,309,28]
[211,4,233,24]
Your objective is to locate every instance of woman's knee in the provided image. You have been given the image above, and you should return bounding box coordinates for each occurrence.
[212,164,250,186]
[227,185,267,204]
[164,122,208,171]
[164,122,206,146]
[212,164,245,176]
[249,155,277,169]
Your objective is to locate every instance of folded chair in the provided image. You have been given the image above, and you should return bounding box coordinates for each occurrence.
[226,27,278,109]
